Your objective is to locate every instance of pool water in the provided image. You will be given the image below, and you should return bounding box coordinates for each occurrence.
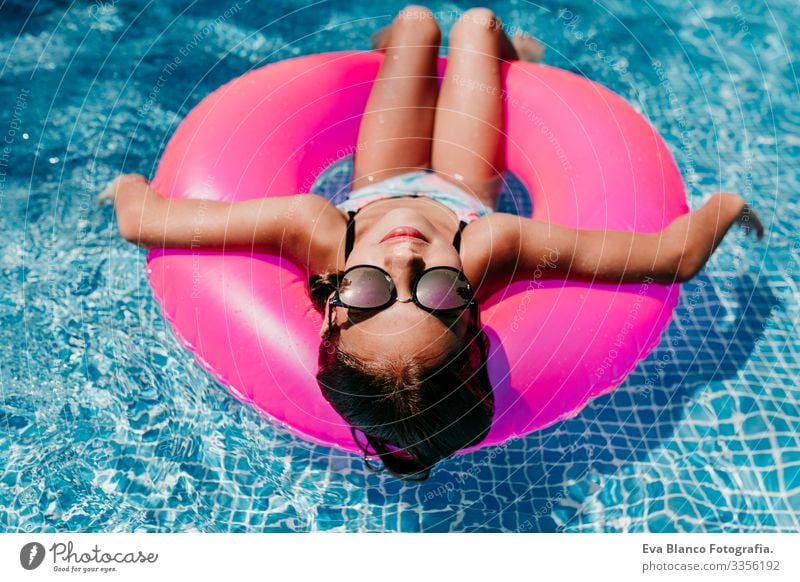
[1,0,798,532]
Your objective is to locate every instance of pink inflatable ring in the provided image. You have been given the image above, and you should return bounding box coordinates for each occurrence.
[148,51,688,453]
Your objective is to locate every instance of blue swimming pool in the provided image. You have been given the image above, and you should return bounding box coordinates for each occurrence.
[1,0,797,532]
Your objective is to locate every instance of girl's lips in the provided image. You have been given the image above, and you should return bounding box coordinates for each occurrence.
[380,227,429,243]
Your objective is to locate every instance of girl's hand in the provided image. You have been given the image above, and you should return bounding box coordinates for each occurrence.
[734,201,764,240]
[98,173,165,248]
[666,192,764,281]
[711,192,764,239]
[97,173,150,204]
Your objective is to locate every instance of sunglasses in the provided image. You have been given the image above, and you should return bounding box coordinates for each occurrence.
[328,265,476,326]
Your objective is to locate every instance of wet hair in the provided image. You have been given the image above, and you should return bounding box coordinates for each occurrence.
[310,273,494,480]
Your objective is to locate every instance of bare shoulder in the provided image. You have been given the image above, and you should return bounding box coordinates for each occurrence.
[459,213,524,299]
[290,193,347,275]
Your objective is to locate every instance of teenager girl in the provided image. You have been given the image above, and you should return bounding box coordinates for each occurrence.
[101,6,763,480]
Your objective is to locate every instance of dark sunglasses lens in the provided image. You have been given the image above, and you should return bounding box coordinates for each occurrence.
[416,269,471,310]
[339,267,393,309]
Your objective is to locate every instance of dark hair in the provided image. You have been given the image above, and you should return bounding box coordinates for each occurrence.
[310,273,494,480]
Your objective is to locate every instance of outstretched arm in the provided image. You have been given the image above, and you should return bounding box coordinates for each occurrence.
[98,174,337,265]
[481,192,763,285]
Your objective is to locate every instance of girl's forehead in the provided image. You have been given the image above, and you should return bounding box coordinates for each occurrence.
[338,308,465,364]
[339,302,468,334]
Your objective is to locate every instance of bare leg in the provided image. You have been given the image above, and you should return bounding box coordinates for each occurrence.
[351,6,442,190]
[431,8,522,208]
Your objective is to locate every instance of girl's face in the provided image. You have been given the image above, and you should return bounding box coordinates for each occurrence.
[319,208,471,365]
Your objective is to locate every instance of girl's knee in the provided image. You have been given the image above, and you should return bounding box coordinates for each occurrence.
[394,5,441,44]
[451,8,504,42]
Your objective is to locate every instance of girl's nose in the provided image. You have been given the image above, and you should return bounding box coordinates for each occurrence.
[385,246,425,295]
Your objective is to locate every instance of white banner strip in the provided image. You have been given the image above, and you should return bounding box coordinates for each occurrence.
[2,533,798,581]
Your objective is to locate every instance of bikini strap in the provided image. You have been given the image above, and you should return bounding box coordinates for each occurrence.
[452,220,468,252]
[344,210,357,261]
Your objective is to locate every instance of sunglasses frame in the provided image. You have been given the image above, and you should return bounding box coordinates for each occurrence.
[329,264,475,313]
[326,265,479,336]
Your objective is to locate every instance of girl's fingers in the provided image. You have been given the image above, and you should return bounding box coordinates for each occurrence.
[738,205,764,240]
[749,208,765,240]
[96,174,148,205]
[97,177,122,204]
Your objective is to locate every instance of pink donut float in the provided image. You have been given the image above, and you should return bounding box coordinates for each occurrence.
[148,51,688,452]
